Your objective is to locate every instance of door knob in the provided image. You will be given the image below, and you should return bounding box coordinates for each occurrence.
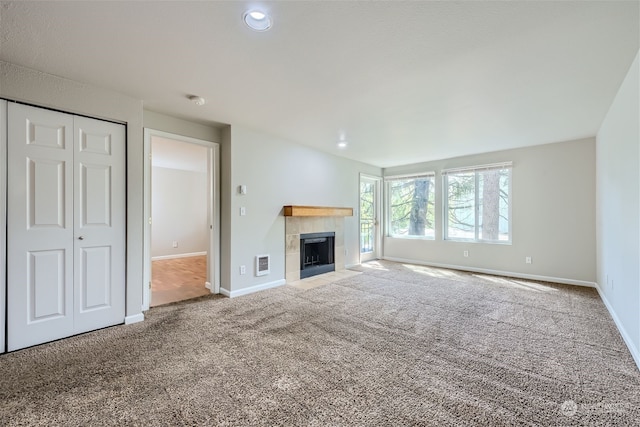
[78,236,84,240]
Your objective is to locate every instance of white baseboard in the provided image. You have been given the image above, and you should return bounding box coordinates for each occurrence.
[220,279,286,298]
[124,313,144,325]
[382,256,597,288]
[152,251,206,261]
[595,284,640,371]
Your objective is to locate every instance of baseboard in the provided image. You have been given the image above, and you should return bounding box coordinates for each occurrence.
[595,284,640,371]
[151,251,206,261]
[382,256,597,288]
[345,263,360,269]
[124,313,144,325]
[220,279,286,298]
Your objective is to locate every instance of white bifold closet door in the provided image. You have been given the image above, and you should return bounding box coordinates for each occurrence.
[7,103,125,351]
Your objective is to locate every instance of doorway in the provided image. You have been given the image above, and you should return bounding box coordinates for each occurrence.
[360,174,382,263]
[143,129,220,310]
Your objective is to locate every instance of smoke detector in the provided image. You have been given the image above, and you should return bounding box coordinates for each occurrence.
[188,95,206,106]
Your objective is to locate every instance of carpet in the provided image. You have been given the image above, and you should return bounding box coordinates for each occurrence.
[1,260,639,426]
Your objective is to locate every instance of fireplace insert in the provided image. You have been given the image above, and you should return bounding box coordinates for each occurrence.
[300,232,335,279]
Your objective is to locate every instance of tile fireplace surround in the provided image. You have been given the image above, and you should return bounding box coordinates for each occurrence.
[284,210,350,283]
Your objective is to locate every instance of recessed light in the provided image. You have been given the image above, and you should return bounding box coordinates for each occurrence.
[249,11,266,20]
[243,9,272,32]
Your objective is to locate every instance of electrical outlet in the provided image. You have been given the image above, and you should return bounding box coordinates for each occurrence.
[463,250,469,257]
[172,241,178,248]
[240,265,246,275]
[525,256,532,264]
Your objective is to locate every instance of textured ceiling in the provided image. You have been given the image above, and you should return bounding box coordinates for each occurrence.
[1,1,638,167]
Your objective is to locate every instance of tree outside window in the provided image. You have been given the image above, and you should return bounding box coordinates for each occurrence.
[387,174,435,238]
[444,166,511,242]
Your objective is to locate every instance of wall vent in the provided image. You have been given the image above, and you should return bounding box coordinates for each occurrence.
[256,254,270,276]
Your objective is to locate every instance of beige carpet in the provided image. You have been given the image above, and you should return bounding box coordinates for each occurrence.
[1,261,639,426]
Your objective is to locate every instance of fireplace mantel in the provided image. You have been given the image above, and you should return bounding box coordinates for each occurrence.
[283,205,353,217]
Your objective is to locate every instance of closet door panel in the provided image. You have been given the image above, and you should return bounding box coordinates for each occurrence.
[7,103,74,351]
[73,116,125,334]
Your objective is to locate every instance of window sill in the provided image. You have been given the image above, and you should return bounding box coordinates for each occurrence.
[387,235,435,241]
[444,238,512,245]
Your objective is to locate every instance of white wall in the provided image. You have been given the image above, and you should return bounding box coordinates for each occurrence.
[222,125,382,293]
[152,166,208,258]
[143,110,222,143]
[384,138,596,286]
[596,51,640,368]
[0,61,144,322]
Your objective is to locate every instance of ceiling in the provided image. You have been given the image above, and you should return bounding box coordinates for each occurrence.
[1,1,638,168]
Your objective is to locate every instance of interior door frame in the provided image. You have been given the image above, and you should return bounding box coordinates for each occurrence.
[359,173,382,263]
[142,129,220,311]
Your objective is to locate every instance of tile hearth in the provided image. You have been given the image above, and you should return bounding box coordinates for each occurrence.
[287,269,361,290]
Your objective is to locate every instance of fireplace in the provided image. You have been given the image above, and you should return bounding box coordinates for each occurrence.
[300,232,335,279]
[284,207,352,283]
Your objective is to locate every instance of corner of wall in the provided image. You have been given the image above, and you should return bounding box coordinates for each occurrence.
[220,126,232,292]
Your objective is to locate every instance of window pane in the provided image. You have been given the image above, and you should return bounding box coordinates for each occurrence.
[446,172,475,239]
[478,168,510,241]
[499,169,510,240]
[360,181,374,253]
[388,176,434,238]
[446,167,510,242]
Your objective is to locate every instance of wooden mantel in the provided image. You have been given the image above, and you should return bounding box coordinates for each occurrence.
[283,205,353,217]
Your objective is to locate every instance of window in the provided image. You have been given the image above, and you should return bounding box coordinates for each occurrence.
[444,163,511,242]
[386,173,435,239]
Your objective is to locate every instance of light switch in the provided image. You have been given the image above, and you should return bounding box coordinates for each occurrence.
[240,207,246,216]
[239,185,247,195]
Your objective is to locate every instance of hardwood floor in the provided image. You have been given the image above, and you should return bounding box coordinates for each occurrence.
[151,255,210,307]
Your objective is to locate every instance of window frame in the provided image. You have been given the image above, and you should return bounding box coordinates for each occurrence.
[443,163,512,244]
[384,172,436,240]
